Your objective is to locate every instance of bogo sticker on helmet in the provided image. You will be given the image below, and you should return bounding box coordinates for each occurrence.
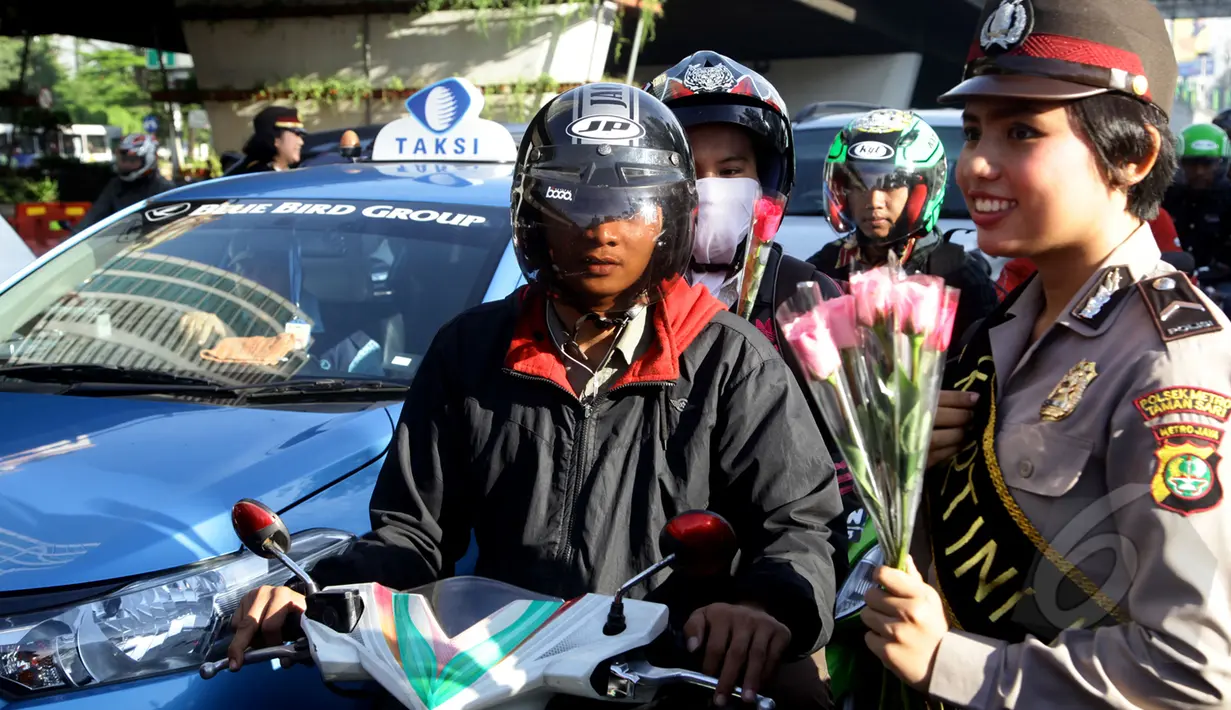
[565,117,646,142]
[849,141,895,160]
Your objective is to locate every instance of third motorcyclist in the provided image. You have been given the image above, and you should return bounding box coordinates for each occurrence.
[227,83,842,707]
[807,110,999,341]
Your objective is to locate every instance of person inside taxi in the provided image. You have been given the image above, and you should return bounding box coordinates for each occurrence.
[178,236,384,376]
[225,84,842,708]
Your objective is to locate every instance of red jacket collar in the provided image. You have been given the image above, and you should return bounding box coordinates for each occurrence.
[504,277,726,395]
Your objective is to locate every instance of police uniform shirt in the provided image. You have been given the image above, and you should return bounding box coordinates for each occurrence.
[924,224,1231,707]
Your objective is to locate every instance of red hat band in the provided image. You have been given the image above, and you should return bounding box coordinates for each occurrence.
[965,32,1152,102]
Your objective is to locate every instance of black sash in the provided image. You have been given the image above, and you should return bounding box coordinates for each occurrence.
[925,281,1129,645]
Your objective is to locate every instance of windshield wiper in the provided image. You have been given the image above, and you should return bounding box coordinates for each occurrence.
[233,378,410,401]
[56,376,409,402]
[0,364,225,388]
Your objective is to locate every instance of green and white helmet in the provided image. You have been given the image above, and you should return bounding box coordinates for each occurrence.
[824,109,947,245]
[1178,123,1231,161]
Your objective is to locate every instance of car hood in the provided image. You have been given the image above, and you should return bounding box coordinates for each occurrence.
[0,392,394,591]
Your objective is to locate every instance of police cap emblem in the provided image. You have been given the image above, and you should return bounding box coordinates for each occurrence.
[980,0,1034,55]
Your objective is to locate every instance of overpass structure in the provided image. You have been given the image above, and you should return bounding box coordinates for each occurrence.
[1,0,1224,149]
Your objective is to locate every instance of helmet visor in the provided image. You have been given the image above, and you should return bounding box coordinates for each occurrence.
[514,178,695,311]
[825,160,937,243]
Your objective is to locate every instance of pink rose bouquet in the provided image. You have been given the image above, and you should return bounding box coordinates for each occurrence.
[777,260,959,570]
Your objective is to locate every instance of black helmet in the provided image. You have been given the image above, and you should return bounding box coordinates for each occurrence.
[643,51,793,200]
[512,83,697,313]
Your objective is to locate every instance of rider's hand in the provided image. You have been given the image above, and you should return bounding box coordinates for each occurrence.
[683,601,791,705]
[227,585,307,671]
[927,390,979,469]
[861,555,948,692]
[178,311,228,346]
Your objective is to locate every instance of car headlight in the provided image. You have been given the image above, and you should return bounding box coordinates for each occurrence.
[0,528,352,698]
[834,543,884,620]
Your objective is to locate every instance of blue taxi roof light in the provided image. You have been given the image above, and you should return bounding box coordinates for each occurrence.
[371,76,518,164]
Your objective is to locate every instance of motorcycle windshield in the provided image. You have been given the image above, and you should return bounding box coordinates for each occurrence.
[407,577,563,638]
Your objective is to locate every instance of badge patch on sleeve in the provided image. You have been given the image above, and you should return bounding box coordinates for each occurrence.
[1135,387,1231,423]
[1152,422,1225,445]
[1151,441,1222,515]
[1137,274,1223,342]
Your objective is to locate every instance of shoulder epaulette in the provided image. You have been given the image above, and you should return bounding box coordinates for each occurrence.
[1137,273,1223,342]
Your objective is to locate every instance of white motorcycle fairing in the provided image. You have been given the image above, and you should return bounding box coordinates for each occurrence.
[301,577,669,710]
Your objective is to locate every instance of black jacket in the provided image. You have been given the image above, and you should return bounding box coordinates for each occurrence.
[76,171,174,232]
[808,230,999,347]
[311,279,842,655]
[1163,181,1231,268]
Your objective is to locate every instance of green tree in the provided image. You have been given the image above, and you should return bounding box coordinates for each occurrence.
[0,35,62,94]
[56,48,151,134]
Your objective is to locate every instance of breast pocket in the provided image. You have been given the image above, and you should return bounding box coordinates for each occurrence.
[996,423,1093,498]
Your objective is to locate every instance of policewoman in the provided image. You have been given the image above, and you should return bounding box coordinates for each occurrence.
[860,0,1231,707]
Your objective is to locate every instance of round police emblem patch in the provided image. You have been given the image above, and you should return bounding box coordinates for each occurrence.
[1164,454,1213,499]
[980,0,1034,55]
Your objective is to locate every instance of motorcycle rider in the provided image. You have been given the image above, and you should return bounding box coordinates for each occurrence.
[806,110,999,341]
[227,84,842,707]
[225,106,306,176]
[1163,122,1231,269]
[75,134,173,232]
[645,51,853,707]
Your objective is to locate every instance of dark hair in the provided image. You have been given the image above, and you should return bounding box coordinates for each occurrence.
[1067,93,1176,221]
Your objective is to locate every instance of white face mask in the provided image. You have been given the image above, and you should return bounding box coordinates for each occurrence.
[693,177,761,267]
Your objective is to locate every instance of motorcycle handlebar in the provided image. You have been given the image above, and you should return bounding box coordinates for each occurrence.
[199,639,311,680]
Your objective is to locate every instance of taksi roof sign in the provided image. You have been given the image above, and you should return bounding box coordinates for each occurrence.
[371,77,518,164]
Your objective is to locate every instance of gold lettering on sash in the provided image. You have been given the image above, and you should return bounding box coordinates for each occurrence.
[990,591,1024,623]
[952,538,1019,603]
[944,517,983,555]
[943,438,981,516]
[953,356,994,393]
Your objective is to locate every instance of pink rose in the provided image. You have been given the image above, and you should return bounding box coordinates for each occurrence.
[752,195,786,244]
[893,275,944,335]
[821,295,860,350]
[780,310,841,380]
[927,286,961,351]
[849,266,896,327]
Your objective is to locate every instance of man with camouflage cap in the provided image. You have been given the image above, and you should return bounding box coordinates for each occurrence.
[854,0,1231,707]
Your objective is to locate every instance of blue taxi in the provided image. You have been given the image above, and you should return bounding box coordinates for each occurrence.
[0,79,521,709]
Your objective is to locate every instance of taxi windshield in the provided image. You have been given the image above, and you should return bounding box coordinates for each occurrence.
[0,199,509,388]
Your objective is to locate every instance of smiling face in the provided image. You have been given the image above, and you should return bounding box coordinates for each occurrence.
[274,130,304,166]
[957,98,1123,258]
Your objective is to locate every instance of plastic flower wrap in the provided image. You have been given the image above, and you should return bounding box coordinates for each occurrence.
[777,260,959,570]
[735,193,787,320]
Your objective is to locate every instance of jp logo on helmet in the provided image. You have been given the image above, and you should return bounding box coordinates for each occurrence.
[849,142,895,160]
[565,117,646,142]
